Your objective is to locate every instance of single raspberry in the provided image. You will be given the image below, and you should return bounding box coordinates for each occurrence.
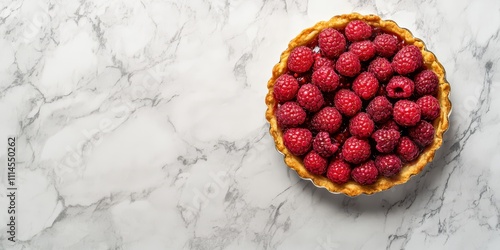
[386,76,415,99]
[414,70,439,96]
[287,46,314,73]
[283,128,312,155]
[366,96,392,123]
[335,52,361,77]
[318,28,347,58]
[297,84,325,112]
[313,56,335,71]
[276,102,306,128]
[273,74,299,103]
[303,151,328,175]
[392,45,423,75]
[349,41,376,61]
[311,66,340,92]
[380,120,400,131]
[373,34,399,58]
[417,95,440,120]
[368,57,393,82]
[393,100,421,126]
[313,132,339,158]
[349,112,375,139]
[352,72,379,100]
[326,159,351,184]
[341,137,371,164]
[351,161,378,185]
[345,20,372,42]
[408,120,435,147]
[396,136,420,162]
[371,129,401,153]
[334,89,362,117]
[375,154,402,177]
[311,107,343,134]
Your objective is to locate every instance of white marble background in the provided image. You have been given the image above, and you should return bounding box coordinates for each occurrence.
[0,0,499,249]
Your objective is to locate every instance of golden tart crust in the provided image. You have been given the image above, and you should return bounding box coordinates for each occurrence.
[265,13,451,196]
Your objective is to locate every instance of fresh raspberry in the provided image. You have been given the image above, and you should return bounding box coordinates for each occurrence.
[276,102,306,128]
[297,84,325,112]
[352,72,379,100]
[341,137,371,164]
[375,154,402,177]
[349,112,375,139]
[345,20,372,42]
[313,56,335,71]
[326,159,351,184]
[368,57,393,82]
[380,120,400,131]
[396,136,420,162]
[386,76,415,99]
[287,46,314,73]
[351,161,378,185]
[318,28,347,58]
[414,70,439,96]
[333,127,351,146]
[335,52,361,77]
[303,151,328,175]
[273,74,299,103]
[311,107,343,134]
[366,96,392,123]
[392,45,423,75]
[311,66,340,92]
[373,34,399,58]
[283,128,313,155]
[334,89,362,117]
[313,132,339,158]
[393,100,421,126]
[408,120,435,147]
[371,129,401,153]
[417,95,440,120]
[349,41,376,61]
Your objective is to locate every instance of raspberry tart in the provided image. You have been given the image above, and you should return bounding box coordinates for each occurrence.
[265,13,451,196]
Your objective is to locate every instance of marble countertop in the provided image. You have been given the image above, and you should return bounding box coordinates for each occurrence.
[1,0,499,249]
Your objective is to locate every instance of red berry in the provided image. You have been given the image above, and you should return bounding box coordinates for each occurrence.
[396,136,420,162]
[335,52,361,77]
[327,159,351,184]
[373,34,399,57]
[311,66,340,92]
[368,57,393,82]
[392,45,423,75]
[375,154,402,177]
[366,96,392,123]
[313,132,339,158]
[276,102,306,128]
[311,107,343,134]
[303,151,328,175]
[408,120,435,147]
[297,84,325,112]
[380,120,400,131]
[349,41,376,61]
[341,137,371,164]
[414,70,439,96]
[274,74,299,103]
[334,89,362,117]
[349,112,375,138]
[351,161,378,185]
[386,76,415,99]
[345,20,372,42]
[283,128,313,155]
[352,72,379,100]
[313,56,335,71]
[287,46,314,73]
[393,100,421,126]
[417,95,440,120]
[372,129,401,153]
[318,28,346,58]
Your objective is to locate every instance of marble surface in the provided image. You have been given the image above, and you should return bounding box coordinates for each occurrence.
[0,0,499,249]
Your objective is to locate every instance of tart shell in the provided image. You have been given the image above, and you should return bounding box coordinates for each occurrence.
[265,13,451,196]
